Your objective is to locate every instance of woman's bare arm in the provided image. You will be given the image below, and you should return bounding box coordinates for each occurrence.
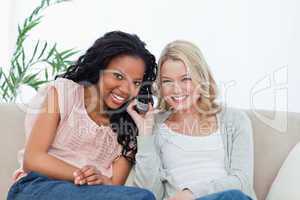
[110,156,132,185]
[23,86,79,181]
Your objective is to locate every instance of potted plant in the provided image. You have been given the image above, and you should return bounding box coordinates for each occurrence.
[0,0,78,103]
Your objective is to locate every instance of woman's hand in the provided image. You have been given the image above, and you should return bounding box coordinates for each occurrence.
[126,99,160,136]
[168,190,194,200]
[73,165,112,185]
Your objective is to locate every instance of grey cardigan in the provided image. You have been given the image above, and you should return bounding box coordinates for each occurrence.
[133,107,257,200]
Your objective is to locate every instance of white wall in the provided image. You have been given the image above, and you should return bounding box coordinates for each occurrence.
[1,0,299,112]
[0,0,13,71]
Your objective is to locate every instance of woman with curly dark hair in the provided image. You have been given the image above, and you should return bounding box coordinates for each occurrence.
[7,31,157,200]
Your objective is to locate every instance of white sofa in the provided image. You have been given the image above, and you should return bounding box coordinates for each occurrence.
[1,103,300,200]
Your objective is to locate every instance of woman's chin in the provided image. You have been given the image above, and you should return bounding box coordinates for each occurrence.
[104,100,128,113]
[169,99,198,113]
[172,104,192,112]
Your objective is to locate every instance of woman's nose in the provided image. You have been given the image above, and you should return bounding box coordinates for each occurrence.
[119,81,130,94]
[173,82,183,94]
[118,80,138,98]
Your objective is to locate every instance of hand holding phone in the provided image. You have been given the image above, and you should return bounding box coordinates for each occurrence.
[127,88,159,136]
[135,87,153,113]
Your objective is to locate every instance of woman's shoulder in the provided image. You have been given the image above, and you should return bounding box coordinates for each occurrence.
[53,77,80,88]
[218,107,250,123]
[218,107,253,137]
[27,78,82,119]
[51,77,82,98]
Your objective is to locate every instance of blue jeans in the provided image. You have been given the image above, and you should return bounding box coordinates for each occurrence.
[197,189,252,200]
[7,172,155,200]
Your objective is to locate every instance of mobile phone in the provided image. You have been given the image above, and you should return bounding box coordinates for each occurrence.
[135,86,153,113]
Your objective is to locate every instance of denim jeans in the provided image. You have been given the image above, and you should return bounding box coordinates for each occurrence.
[7,172,155,200]
[197,189,252,200]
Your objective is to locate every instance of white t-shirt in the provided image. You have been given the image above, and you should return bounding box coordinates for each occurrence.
[158,123,227,191]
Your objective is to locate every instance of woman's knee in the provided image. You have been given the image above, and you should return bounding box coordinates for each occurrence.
[225,189,251,199]
[92,185,155,200]
[125,187,155,200]
[197,189,251,200]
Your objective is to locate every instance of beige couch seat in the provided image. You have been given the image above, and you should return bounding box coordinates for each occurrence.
[1,103,299,200]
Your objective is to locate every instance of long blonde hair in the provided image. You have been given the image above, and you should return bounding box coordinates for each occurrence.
[156,40,220,116]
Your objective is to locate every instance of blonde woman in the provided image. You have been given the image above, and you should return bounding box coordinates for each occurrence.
[127,40,257,200]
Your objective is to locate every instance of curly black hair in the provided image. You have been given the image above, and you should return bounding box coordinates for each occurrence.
[56,31,157,163]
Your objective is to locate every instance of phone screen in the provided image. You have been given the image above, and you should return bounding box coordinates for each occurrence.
[136,86,153,113]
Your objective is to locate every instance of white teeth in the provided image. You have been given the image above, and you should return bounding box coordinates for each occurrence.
[112,94,125,101]
[172,95,187,101]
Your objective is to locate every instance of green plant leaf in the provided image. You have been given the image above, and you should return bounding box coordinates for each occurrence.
[23,72,39,84]
[29,40,40,64]
[17,24,22,35]
[2,73,15,98]
[2,86,9,100]
[11,50,22,64]
[17,18,42,48]
[38,41,48,59]
[30,6,43,20]
[46,43,57,60]
[15,59,23,77]
[61,48,79,60]
[55,49,64,64]
[21,48,26,69]
[1,0,74,103]
[30,80,49,90]
[44,69,49,80]
[0,68,3,81]
[23,20,41,35]
[10,72,17,85]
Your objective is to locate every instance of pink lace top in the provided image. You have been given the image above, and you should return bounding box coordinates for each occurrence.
[14,78,122,181]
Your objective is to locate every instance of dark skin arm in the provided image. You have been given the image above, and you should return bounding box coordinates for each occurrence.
[23,86,80,181]
[73,155,132,185]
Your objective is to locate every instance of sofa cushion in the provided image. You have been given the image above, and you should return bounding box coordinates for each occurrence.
[246,110,300,200]
[266,142,300,200]
[1,104,300,200]
[0,104,26,198]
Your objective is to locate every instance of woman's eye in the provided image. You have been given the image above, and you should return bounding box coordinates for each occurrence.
[161,80,174,87]
[182,77,192,81]
[134,81,142,87]
[113,73,123,80]
[162,80,172,83]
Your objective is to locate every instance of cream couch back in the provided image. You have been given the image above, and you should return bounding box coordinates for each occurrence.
[1,103,299,200]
